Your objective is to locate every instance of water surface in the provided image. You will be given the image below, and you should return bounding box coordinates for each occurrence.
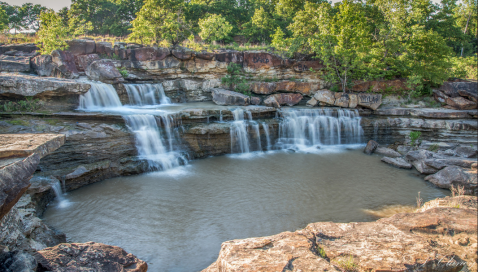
[43,148,448,272]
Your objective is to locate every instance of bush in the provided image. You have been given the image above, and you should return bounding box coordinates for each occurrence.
[450,55,478,80]
[409,131,422,148]
[199,14,233,43]
[36,11,69,54]
[221,63,251,96]
[1,97,43,112]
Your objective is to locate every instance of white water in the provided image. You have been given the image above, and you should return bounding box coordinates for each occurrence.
[124,84,171,106]
[276,108,363,151]
[262,123,272,151]
[230,109,251,153]
[79,82,123,110]
[123,114,187,170]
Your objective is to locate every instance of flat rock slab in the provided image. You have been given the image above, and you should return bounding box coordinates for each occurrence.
[204,205,477,271]
[36,242,147,272]
[425,166,477,195]
[0,134,65,160]
[375,108,477,119]
[381,156,412,169]
[375,147,402,157]
[0,73,91,97]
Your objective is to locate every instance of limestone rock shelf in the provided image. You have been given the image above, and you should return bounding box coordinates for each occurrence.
[203,196,477,272]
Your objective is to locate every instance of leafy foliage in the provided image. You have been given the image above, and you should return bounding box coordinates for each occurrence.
[409,131,422,148]
[221,63,251,96]
[36,11,69,55]
[199,14,233,43]
[1,97,43,112]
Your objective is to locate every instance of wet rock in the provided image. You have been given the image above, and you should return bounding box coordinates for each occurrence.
[306,97,318,107]
[251,82,276,95]
[66,39,96,56]
[381,157,412,169]
[363,140,379,155]
[36,242,148,272]
[425,166,477,195]
[31,55,56,76]
[250,97,261,105]
[334,92,350,107]
[265,93,303,107]
[375,147,402,157]
[86,59,124,84]
[244,52,282,69]
[0,74,91,102]
[0,250,37,272]
[357,93,382,110]
[212,88,250,106]
[51,50,79,79]
[313,90,335,105]
[75,53,100,72]
[455,146,477,158]
[446,96,477,110]
[0,55,31,72]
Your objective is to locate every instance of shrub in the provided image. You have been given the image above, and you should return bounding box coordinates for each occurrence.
[409,131,421,148]
[118,67,129,78]
[199,14,233,43]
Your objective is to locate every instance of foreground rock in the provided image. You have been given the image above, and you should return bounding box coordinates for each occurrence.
[35,242,148,272]
[204,202,477,272]
[212,88,250,106]
[381,156,412,169]
[425,166,477,195]
[0,134,65,221]
[375,147,402,157]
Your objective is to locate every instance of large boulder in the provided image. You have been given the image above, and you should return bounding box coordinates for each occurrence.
[381,156,412,169]
[251,82,276,95]
[445,96,477,110]
[263,95,280,108]
[35,242,148,272]
[264,93,303,107]
[375,147,402,158]
[405,150,445,174]
[455,146,477,158]
[363,140,379,155]
[275,81,319,96]
[51,50,79,79]
[66,39,96,56]
[31,55,56,76]
[86,59,124,84]
[425,166,477,195]
[313,90,335,105]
[75,54,100,72]
[424,158,477,170]
[439,81,478,99]
[131,47,170,61]
[357,93,382,110]
[0,55,31,72]
[96,42,113,55]
[334,92,350,107]
[212,88,250,106]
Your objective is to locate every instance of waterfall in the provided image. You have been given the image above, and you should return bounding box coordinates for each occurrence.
[262,123,271,151]
[276,108,363,151]
[123,114,187,170]
[79,82,123,110]
[230,109,250,154]
[124,84,171,106]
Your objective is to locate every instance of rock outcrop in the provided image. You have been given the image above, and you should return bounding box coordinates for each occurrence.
[86,59,124,84]
[264,93,303,107]
[51,50,79,79]
[0,134,65,221]
[35,242,148,272]
[204,201,477,272]
[425,166,477,195]
[434,81,478,110]
[0,55,31,72]
[363,140,379,154]
[212,88,250,106]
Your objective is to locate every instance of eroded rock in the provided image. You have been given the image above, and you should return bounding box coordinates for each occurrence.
[313,90,335,105]
[86,59,124,84]
[264,93,303,107]
[363,140,379,155]
[357,93,382,110]
[381,156,412,169]
[51,50,79,79]
[425,166,477,195]
[0,55,31,72]
[375,147,402,158]
[31,55,56,77]
[36,242,148,272]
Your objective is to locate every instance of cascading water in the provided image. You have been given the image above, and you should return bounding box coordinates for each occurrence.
[124,84,171,106]
[123,114,187,170]
[262,123,271,151]
[230,109,251,153]
[276,108,363,151]
[79,82,123,109]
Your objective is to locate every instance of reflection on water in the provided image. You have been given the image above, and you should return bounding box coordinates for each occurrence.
[43,148,448,272]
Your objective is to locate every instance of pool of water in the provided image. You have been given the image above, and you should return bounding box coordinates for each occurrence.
[43,147,448,272]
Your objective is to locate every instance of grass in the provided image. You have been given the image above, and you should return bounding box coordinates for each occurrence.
[44,119,63,126]
[428,144,440,152]
[6,119,29,126]
[317,245,327,258]
[334,255,359,272]
[450,184,466,208]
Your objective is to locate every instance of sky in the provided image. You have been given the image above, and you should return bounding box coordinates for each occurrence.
[4,0,442,11]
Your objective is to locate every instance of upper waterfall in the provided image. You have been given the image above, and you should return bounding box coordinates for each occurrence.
[124,84,171,106]
[79,82,123,110]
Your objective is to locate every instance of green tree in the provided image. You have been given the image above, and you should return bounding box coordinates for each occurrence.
[0,7,8,32]
[309,1,372,92]
[198,14,233,42]
[36,10,69,55]
[242,6,276,42]
[128,0,190,45]
[271,27,287,50]
[18,3,47,31]
[69,15,93,37]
